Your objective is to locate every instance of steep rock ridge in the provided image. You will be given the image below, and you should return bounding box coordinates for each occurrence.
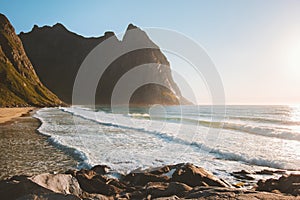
[20,23,190,105]
[20,23,111,103]
[0,13,63,107]
[97,24,189,105]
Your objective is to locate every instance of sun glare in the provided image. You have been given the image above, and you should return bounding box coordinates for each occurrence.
[287,41,300,76]
[289,105,300,134]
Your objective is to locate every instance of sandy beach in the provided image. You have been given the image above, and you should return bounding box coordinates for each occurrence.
[0,107,35,124]
[0,108,78,180]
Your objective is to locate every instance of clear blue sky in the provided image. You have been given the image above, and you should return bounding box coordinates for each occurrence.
[1,0,300,104]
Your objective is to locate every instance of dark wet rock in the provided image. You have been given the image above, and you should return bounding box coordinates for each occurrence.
[186,186,297,199]
[233,169,252,175]
[187,187,248,199]
[81,192,113,200]
[170,163,230,187]
[152,195,180,200]
[0,174,80,200]
[121,190,146,200]
[1,164,298,199]
[75,172,121,196]
[145,182,168,198]
[17,193,81,200]
[106,178,128,190]
[91,165,111,175]
[0,175,57,199]
[78,169,97,179]
[65,169,78,177]
[150,166,171,175]
[256,174,300,196]
[255,169,286,175]
[124,172,169,186]
[231,170,255,181]
[146,182,192,198]
[136,165,171,176]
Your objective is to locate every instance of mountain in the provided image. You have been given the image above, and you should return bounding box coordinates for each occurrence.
[20,23,191,105]
[0,14,63,107]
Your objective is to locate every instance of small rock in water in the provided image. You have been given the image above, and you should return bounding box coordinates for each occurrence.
[231,170,255,181]
[255,169,286,175]
[91,165,111,175]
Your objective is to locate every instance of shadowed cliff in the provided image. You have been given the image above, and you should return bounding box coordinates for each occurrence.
[20,23,191,106]
[0,13,63,107]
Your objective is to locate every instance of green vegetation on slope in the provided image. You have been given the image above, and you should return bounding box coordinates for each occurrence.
[0,59,62,107]
[0,13,63,107]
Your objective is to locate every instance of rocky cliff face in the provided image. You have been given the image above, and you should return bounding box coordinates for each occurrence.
[0,14,63,107]
[20,23,190,105]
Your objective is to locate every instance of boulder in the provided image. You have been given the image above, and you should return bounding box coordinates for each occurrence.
[256,174,300,196]
[170,163,229,187]
[0,175,59,199]
[124,172,169,186]
[75,173,121,195]
[146,182,192,198]
[30,173,82,196]
[0,176,44,199]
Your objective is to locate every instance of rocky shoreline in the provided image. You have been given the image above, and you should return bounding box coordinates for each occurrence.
[1,163,299,200]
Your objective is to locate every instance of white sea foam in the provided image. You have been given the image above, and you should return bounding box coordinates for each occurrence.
[34,106,300,180]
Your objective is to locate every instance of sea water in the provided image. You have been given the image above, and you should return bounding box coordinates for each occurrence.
[34,105,300,183]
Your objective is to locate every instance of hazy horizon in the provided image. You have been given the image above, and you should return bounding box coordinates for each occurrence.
[1,0,299,105]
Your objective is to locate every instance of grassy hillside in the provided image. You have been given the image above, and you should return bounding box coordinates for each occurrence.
[0,13,63,107]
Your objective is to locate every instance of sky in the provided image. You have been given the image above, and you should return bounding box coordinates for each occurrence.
[1,0,300,105]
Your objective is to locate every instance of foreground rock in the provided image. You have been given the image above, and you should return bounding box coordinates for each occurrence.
[1,163,299,200]
[256,174,300,196]
[170,163,230,187]
[186,186,298,200]
[0,175,80,200]
[30,173,82,196]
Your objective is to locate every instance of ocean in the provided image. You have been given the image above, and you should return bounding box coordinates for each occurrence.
[34,105,300,184]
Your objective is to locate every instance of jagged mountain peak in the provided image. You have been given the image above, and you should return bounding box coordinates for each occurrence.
[126,23,138,30]
[19,22,191,105]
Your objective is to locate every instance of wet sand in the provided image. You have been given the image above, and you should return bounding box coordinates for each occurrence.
[0,110,78,180]
[0,107,35,124]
